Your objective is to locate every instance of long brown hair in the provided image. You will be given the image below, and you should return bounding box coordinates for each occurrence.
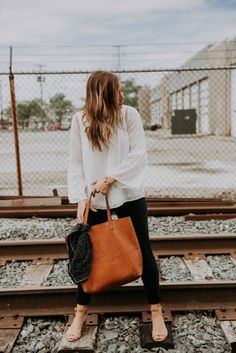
[82,70,124,152]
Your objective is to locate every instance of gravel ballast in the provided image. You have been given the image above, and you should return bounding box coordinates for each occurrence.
[1,215,235,351]
[11,312,232,353]
[0,216,236,241]
[1,254,235,290]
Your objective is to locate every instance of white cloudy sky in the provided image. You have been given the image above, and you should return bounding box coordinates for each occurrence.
[0,0,235,72]
[0,0,236,107]
[0,0,236,46]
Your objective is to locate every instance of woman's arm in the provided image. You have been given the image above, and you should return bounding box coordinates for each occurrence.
[67,113,88,203]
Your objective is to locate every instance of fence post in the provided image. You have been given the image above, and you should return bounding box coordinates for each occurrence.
[9,46,23,196]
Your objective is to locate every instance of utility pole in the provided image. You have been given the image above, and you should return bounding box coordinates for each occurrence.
[9,46,23,195]
[36,64,46,129]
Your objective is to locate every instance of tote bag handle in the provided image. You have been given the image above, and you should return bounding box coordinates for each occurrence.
[83,192,113,229]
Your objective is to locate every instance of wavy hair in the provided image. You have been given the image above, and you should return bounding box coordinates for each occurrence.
[82,70,124,152]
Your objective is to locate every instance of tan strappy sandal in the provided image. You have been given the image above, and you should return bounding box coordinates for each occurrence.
[66,306,87,342]
[150,303,168,342]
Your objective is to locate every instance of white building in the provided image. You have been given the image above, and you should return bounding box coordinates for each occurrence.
[150,38,236,137]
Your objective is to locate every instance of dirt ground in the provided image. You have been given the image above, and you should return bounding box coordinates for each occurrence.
[1,129,236,199]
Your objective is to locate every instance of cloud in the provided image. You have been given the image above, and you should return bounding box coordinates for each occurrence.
[0,0,205,45]
[0,0,235,73]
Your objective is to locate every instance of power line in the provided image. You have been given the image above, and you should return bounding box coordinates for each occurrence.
[1,57,235,64]
[0,42,216,48]
[0,67,235,76]
[0,48,234,56]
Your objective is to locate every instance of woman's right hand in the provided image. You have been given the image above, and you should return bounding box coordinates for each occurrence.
[77,198,97,223]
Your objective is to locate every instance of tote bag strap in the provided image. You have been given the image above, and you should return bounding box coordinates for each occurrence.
[83,192,113,229]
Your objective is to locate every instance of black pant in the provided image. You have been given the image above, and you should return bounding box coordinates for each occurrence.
[76,197,161,305]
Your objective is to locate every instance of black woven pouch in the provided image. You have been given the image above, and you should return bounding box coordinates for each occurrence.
[65,223,93,284]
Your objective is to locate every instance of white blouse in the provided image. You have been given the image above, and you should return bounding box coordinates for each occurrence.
[67,104,147,209]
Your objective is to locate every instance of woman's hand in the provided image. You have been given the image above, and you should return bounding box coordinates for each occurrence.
[77,198,97,223]
[91,176,116,196]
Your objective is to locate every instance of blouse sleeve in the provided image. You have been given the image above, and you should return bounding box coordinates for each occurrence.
[67,113,88,203]
[108,106,147,189]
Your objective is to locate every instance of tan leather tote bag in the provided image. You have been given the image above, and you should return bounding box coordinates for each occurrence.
[81,192,143,294]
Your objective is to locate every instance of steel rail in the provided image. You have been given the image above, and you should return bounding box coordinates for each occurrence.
[185,214,236,221]
[1,280,236,316]
[0,195,231,203]
[1,203,236,217]
[0,233,236,260]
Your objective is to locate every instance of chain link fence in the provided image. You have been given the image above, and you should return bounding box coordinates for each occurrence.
[1,66,236,199]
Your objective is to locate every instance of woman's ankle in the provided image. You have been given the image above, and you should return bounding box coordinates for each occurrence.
[150,303,162,311]
[75,304,88,312]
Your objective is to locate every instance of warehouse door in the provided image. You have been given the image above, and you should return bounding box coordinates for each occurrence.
[176,90,182,109]
[170,93,177,115]
[190,83,199,132]
[183,87,190,109]
[199,79,209,134]
[231,69,236,137]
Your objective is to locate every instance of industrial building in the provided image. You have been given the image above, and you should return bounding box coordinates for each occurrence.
[149,38,236,137]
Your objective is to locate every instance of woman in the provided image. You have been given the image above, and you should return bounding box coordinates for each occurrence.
[66,70,168,342]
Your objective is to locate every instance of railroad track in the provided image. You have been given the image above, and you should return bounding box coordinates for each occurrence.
[0,195,236,219]
[1,233,236,352]
[1,195,236,351]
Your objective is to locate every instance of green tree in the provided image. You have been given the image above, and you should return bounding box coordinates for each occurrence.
[16,102,31,128]
[4,99,47,128]
[29,98,47,120]
[121,79,141,109]
[49,93,74,124]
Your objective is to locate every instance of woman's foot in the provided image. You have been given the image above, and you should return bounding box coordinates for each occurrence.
[66,304,88,342]
[150,303,168,342]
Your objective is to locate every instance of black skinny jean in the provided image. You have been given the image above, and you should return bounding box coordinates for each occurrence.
[76,196,161,305]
